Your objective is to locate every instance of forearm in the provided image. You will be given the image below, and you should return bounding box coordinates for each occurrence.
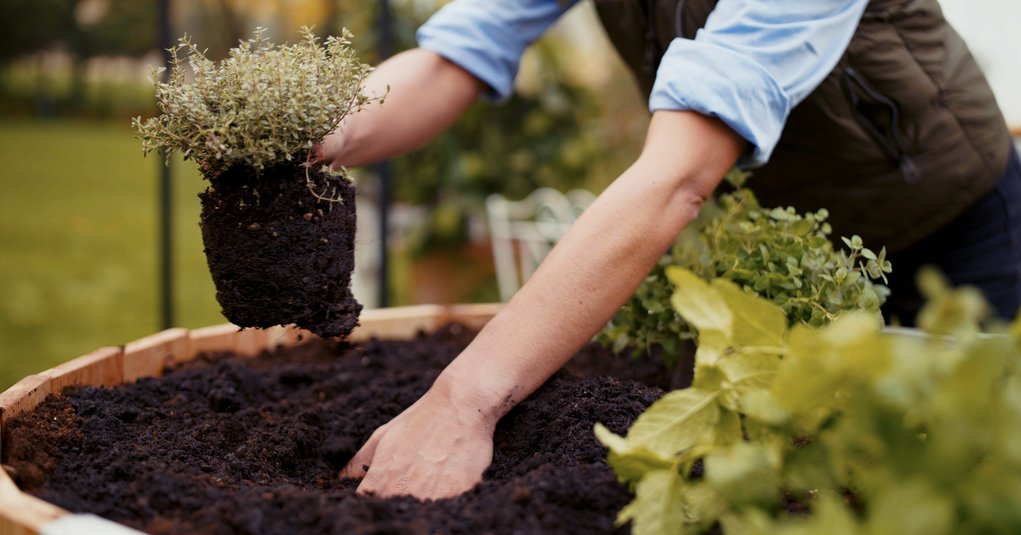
[321,48,484,167]
[435,110,746,420]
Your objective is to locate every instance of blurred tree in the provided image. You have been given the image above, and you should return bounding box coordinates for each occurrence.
[0,0,157,113]
[394,41,613,253]
[0,0,75,66]
[77,0,157,57]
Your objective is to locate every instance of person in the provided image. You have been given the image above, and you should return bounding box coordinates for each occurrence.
[315,0,1020,499]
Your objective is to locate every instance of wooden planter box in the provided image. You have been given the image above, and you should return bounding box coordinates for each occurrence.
[0,304,502,535]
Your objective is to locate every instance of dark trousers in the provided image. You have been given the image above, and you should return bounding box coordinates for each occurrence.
[882,145,1021,326]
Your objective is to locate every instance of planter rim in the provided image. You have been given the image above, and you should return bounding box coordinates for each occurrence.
[0,303,503,535]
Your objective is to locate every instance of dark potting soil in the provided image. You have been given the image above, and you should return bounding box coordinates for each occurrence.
[4,325,673,535]
[200,165,361,339]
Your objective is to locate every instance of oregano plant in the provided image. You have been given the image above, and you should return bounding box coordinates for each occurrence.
[599,176,891,366]
[597,268,1021,534]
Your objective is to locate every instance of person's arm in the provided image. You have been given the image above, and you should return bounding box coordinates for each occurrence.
[334,0,867,500]
[340,110,745,498]
[317,48,484,168]
[318,0,577,168]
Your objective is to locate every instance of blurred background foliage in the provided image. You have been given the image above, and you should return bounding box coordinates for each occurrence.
[0,0,647,387]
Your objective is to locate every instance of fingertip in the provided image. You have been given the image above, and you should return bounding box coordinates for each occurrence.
[356,472,380,497]
[339,461,367,480]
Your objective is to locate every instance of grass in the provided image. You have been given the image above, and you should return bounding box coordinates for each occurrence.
[0,119,224,388]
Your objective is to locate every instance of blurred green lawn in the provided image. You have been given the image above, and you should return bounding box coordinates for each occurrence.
[0,119,225,388]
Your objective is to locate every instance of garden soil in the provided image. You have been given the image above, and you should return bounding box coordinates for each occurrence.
[4,325,678,535]
[200,165,361,339]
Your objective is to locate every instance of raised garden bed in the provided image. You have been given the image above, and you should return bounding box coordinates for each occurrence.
[0,304,684,534]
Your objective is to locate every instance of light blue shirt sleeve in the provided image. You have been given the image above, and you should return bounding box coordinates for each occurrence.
[417,0,867,167]
[651,0,868,167]
[417,0,578,101]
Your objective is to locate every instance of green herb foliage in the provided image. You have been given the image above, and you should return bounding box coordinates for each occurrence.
[599,181,891,366]
[596,268,1021,534]
[132,27,376,177]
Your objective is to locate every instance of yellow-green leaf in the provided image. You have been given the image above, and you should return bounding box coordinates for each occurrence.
[772,314,887,430]
[618,470,688,535]
[595,423,677,484]
[705,443,779,509]
[865,480,954,535]
[712,278,787,348]
[668,267,732,342]
[624,388,723,458]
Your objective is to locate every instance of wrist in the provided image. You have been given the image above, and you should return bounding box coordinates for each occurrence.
[430,365,522,429]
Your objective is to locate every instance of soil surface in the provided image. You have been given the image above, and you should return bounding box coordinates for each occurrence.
[5,325,676,534]
[200,165,361,338]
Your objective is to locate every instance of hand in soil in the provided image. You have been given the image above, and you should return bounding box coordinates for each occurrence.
[340,379,496,499]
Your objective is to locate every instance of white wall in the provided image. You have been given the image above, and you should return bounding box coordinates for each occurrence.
[939,0,1021,129]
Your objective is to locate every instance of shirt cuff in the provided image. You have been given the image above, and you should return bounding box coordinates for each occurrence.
[649,39,791,168]
[417,10,522,101]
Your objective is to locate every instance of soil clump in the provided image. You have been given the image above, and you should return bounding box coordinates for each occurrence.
[199,165,360,339]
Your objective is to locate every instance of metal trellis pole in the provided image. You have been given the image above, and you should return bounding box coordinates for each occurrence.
[376,0,393,308]
[158,0,174,329]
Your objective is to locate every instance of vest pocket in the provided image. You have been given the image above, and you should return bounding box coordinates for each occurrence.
[841,67,921,183]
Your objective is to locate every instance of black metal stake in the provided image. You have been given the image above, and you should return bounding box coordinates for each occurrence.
[376,0,393,308]
[158,0,174,329]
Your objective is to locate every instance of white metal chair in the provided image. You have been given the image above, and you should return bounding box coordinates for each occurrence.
[486,188,596,302]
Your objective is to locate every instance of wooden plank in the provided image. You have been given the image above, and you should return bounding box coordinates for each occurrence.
[264,325,318,348]
[0,486,67,535]
[44,347,123,396]
[233,329,270,357]
[187,324,276,358]
[187,324,240,357]
[441,303,502,330]
[39,514,146,534]
[122,329,190,383]
[348,305,446,342]
[0,376,52,435]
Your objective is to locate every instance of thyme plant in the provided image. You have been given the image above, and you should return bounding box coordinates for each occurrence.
[132,27,377,179]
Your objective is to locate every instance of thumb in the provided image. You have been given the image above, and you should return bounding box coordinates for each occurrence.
[339,426,385,479]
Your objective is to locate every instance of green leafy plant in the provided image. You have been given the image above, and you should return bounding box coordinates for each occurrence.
[599,179,891,365]
[596,268,1021,534]
[132,27,377,181]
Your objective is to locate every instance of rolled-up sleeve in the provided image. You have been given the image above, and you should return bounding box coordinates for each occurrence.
[417,0,577,101]
[650,0,868,167]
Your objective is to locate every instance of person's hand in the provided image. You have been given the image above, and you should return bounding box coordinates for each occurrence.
[339,373,498,499]
[313,128,346,170]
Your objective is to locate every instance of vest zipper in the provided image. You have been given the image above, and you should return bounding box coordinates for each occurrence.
[843,67,920,183]
[674,0,687,37]
[638,0,661,76]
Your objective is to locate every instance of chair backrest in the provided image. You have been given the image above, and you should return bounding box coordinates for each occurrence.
[486,188,596,301]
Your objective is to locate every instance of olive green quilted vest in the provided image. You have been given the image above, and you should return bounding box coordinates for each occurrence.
[593,0,1011,251]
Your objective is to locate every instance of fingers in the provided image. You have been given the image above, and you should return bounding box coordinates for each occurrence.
[339,426,384,479]
[357,467,395,497]
[355,446,488,500]
[309,142,325,165]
